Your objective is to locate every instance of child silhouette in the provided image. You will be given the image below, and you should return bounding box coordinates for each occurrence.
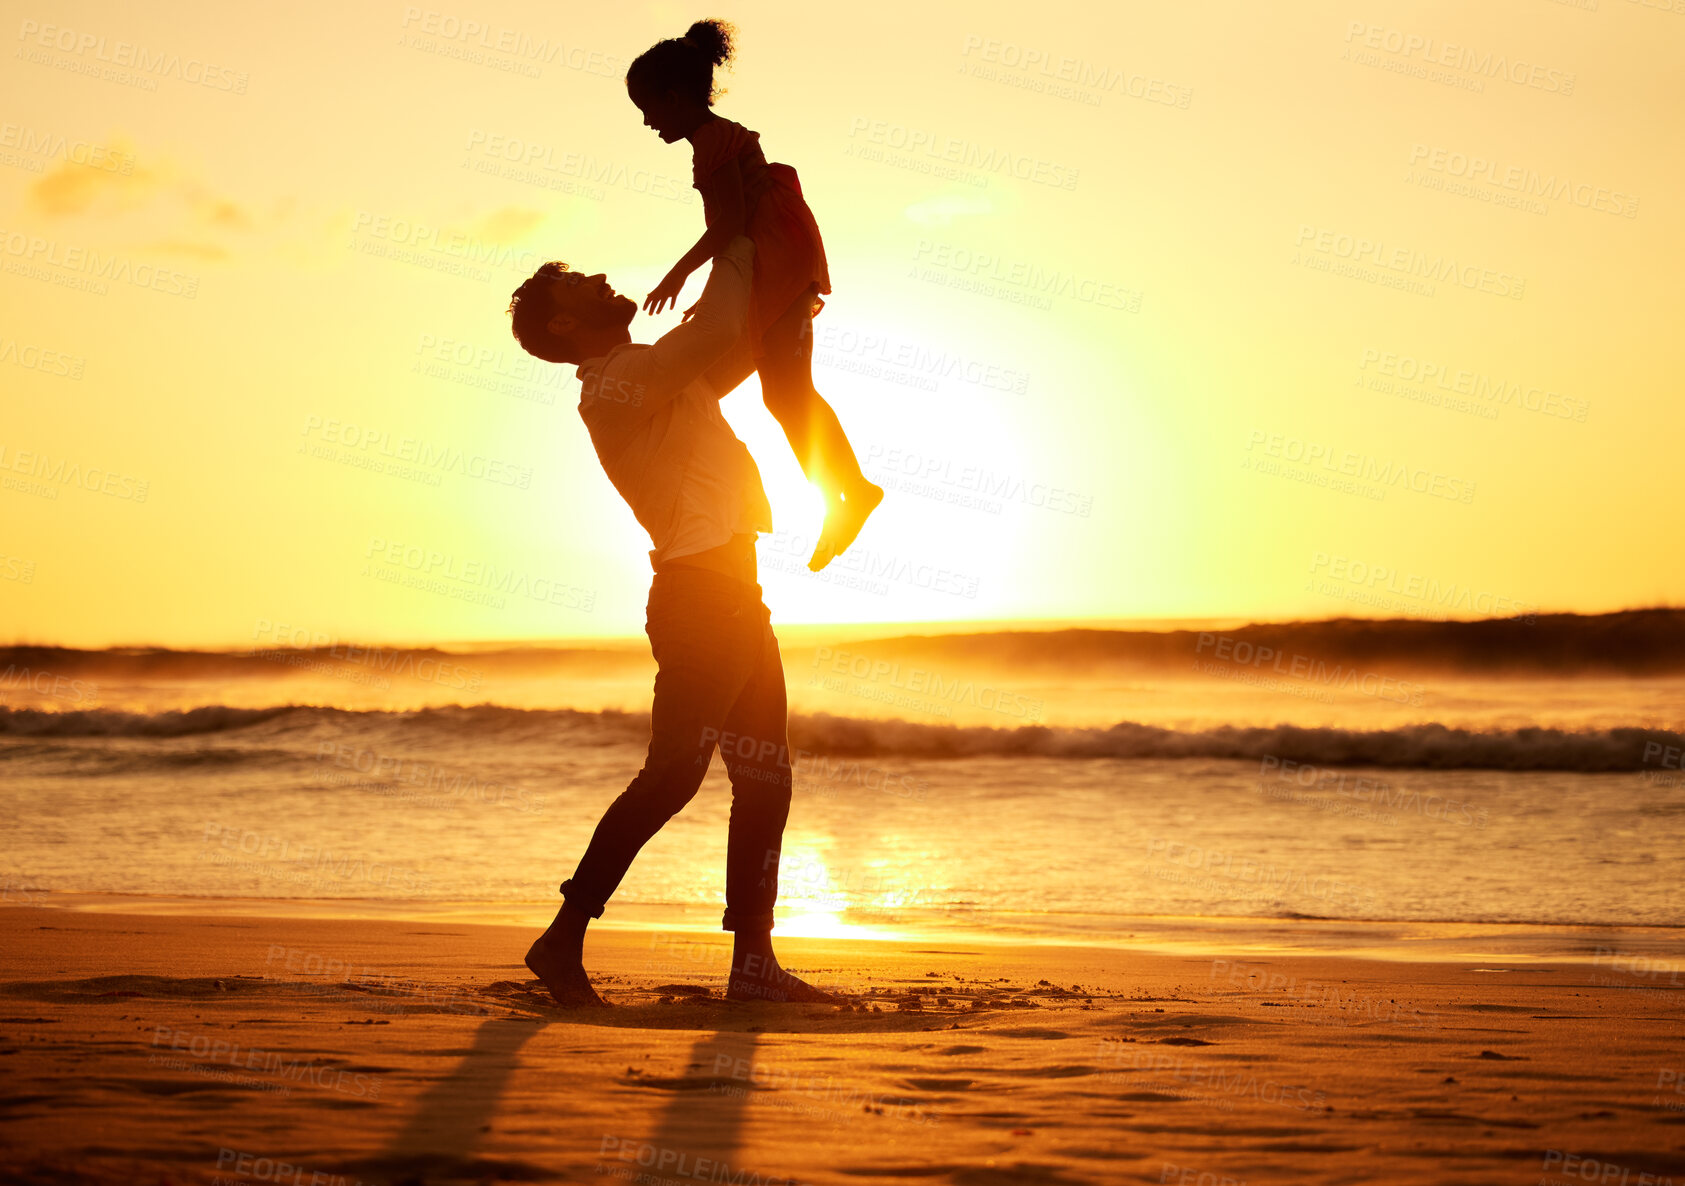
[627,19,882,571]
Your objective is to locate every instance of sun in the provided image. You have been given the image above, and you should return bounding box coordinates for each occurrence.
[773,850,912,941]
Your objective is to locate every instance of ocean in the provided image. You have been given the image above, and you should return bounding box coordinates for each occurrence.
[4,611,1684,958]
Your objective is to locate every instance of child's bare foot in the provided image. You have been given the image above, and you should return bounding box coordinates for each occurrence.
[524,934,608,1008]
[727,949,840,1004]
[808,482,883,571]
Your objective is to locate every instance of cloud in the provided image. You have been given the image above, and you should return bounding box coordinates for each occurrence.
[199,199,254,230]
[23,137,287,266]
[23,136,544,271]
[473,206,546,242]
[29,143,160,216]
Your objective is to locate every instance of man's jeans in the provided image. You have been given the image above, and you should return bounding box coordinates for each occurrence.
[560,567,792,932]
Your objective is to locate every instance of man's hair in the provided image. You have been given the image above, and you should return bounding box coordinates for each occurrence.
[508,261,573,363]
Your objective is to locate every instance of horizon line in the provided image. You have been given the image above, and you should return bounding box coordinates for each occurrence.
[4,603,1679,655]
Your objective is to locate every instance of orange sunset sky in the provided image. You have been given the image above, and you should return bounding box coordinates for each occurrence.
[2,0,1682,648]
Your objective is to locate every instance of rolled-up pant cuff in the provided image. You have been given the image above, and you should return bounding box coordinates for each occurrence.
[559,879,606,920]
[722,907,775,933]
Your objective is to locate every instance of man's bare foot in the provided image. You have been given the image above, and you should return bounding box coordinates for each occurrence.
[727,950,840,1004]
[807,482,884,571]
[524,934,608,1008]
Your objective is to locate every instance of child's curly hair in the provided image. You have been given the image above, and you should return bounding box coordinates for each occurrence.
[626,18,736,106]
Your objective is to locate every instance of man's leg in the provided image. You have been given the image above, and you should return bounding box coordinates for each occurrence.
[527,573,756,1006]
[716,609,838,1003]
[717,613,793,935]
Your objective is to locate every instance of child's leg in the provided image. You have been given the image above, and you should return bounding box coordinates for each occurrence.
[757,287,883,569]
[757,286,870,497]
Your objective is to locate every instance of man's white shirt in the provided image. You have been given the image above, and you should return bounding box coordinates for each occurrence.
[574,236,772,568]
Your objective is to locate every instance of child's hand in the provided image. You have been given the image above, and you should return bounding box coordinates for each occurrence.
[643,270,687,316]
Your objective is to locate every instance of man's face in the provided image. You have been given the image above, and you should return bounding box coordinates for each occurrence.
[551,270,636,334]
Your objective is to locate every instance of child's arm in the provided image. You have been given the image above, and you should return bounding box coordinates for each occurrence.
[627,237,756,399]
[644,158,746,315]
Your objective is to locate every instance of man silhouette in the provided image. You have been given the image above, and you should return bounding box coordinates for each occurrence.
[507,215,833,1006]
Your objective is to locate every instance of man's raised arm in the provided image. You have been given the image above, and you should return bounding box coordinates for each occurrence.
[624,235,756,400]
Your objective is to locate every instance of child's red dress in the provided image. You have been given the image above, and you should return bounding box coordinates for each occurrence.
[689,116,830,353]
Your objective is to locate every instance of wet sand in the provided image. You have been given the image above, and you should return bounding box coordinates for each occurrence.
[2,906,1683,1185]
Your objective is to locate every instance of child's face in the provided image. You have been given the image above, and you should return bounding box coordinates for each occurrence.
[629,83,692,144]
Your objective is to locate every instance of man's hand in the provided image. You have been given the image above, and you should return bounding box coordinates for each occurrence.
[643,269,688,316]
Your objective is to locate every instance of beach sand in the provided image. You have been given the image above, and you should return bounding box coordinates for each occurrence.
[2,906,1683,1185]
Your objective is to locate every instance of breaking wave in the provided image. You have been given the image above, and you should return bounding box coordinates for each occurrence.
[3,705,1679,772]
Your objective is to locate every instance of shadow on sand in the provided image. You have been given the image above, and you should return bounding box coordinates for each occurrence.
[352,1003,776,1183]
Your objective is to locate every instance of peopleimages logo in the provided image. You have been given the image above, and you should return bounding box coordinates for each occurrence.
[0,229,200,298]
[462,131,695,204]
[0,664,97,704]
[363,537,595,611]
[1294,225,1524,299]
[810,647,1045,721]
[1342,22,1575,95]
[1356,348,1589,423]
[399,8,629,78]
[15,19,250,93]
[913,239,1143,312]
[959,35,1194,108]
[1408,145,1637,218]
[1194,632,1427,706]
[248,620,482,692]
[151,1025,380,1096]
[1244,430,1476,505]
[846,117,1080,190]
[0,443,149,502]
[0,124,135,172]
[349,212,539,273]
[0,338,85,380]
[300,416,533,489]
[1309,552,1538,622]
